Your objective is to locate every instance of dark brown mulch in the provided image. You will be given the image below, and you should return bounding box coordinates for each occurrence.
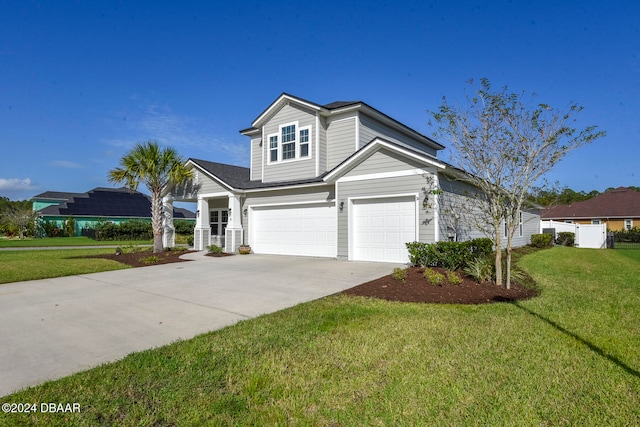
[341,266,538,304]
[205,252,235,258]
[80,249,195,268]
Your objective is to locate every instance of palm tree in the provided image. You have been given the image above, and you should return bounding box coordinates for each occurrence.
[109,141,193,253]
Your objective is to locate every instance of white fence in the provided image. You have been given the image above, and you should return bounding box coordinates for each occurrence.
[540,220,607,249]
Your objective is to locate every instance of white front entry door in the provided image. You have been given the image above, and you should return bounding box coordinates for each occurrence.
[351,196,416,263]
[250,203,337,257]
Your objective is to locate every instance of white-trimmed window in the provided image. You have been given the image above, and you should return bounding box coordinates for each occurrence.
[625,219,633,230]
[519,212,523,237]
[281,124,296,160]
[592,219,601,225]
[267,122,312,163]
[269,135,278,162]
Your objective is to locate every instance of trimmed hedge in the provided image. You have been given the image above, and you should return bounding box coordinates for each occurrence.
[406,238,493,270]
[556,232,575,247]
[530,233,553,248]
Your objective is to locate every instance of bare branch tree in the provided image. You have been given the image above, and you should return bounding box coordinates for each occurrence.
[429,78,605,288]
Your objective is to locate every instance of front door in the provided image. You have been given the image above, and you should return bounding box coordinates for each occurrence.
[210,209,228,247]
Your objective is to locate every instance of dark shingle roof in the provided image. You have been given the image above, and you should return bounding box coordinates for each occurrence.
[189,158,328,190]
[322,101,360,109]
[189,159,251,189]
[31,191,84,201]
[541,187,640,219]
[37,187,195,219]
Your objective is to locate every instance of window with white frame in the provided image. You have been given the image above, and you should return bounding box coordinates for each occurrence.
[625,219,633,230]
[267,122,312,163]
[269,135,278,162]
[519,212,523,237]
[592,219,601,225]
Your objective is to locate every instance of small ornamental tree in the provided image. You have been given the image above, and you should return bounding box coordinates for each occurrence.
[429,78,605,288]
[109,141,193,253]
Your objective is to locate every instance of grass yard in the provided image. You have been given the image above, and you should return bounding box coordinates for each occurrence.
[0,236,153,248]
[1,247,639,425]
[0,249,129,284]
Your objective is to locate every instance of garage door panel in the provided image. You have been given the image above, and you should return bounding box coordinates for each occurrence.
[251,203,336,258]
[352,197,415,263]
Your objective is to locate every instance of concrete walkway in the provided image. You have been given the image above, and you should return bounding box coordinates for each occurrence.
[0,252,400,396]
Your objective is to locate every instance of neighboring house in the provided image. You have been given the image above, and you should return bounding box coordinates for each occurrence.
[164,93,540,263]
[541,187,640,231]
[32,187,195,236]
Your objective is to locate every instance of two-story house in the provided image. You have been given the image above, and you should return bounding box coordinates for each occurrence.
[163,93,539,263]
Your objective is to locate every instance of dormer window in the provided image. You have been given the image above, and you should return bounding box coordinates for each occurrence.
[267,121,312,163]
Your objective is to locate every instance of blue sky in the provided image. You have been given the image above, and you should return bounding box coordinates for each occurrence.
[1,0,638,201]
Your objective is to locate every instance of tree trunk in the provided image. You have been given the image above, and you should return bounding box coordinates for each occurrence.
[505,244,512,290]
[151,192,164,253]
[494,220,502,286]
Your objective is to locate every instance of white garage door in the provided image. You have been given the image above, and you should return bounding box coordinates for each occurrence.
[352,196,416,263]
[250,203,337,257]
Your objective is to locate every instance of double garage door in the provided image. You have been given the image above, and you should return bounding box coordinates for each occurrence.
[352,196,416,263]
[250,203,337,257]
[250,197,416,263]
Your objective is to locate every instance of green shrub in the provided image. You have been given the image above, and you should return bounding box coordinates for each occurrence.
[530,233,553,248]
[392,267,407,282]
[556,232,575,247]
[423,268,445,285]
[464,256,494,283]
[208,245,223,254]
[612,227,640,243]
[141,255,159,264]
[174,220,195,235]
[187,235,194,246]
[93,220,152,241]
[406,238,494,270]
[446,270,463,285]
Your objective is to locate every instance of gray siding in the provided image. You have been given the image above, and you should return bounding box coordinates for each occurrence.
[359,113,437,157]
[263,104,317,182]
[343,148,426,177]
[250,136,262,181]
[438,174,541,247]
[318,114,328,174]
[337,174,436,260]
[195,171,230,195]
[326,113,357,171]
[510,209,540,248]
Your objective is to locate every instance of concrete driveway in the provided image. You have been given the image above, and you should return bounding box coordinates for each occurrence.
[0,252,399,397]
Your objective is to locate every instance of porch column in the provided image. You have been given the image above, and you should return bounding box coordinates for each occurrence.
[194,197,210,250]
[225,194,243,253]
[162,196,175,248]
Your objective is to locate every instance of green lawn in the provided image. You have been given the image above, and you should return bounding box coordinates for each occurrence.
[0,249,129,284]
[1,247,638,426]
[0,236,153,247]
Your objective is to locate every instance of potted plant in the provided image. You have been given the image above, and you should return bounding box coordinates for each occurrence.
[238,245,251,255]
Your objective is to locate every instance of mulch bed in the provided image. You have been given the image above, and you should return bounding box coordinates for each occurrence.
[341,266,538,304]
[79,249,195,268]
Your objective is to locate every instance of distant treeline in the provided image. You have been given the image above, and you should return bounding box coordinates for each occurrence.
[530,186,640,207]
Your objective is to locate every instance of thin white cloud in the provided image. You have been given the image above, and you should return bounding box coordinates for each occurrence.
[104,101,249,165]
[0,178,38,191]
[50,160,84,169]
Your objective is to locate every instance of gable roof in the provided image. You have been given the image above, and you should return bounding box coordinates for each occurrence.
[241,93,444,151]
[324,137,446,182]
[37,187,195,219]
[541,187,640,219]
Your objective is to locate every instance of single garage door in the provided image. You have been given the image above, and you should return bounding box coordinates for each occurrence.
[352,196,416,263]
[250,203,337,257]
